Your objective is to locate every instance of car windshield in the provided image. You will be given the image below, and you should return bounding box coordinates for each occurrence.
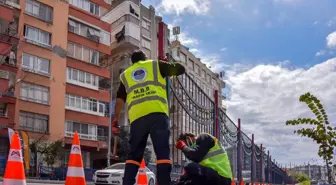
[106,163,125,170]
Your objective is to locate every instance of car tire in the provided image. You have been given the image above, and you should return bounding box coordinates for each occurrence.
[148,178,155,185]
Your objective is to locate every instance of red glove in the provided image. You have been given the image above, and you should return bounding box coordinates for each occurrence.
[175,140,187,150]
[112,120,120,135]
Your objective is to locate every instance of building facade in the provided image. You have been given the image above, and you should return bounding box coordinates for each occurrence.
[292,165,329,181]
[0,0,113,170]
[170,40,226,108]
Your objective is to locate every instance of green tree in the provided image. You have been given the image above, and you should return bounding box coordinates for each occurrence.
[113,128,153,164]
[29,133,65,176]
[293,173,309,182]
[38,140,65,166]
[285,92,336,183]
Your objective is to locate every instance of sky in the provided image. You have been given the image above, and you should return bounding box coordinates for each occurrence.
[141,0,336,166]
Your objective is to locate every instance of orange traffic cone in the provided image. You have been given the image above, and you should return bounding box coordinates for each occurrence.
[65,132,86,185]
[231,176,235,185]
[3,132,26,185]
[137,158,148,185]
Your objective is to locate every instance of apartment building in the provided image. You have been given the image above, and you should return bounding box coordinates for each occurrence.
[0,0,20,159]
[0,0,113,169]
[171,40,226,106]
[101,0,170,127]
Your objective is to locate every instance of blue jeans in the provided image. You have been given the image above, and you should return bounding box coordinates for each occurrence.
[122,113,172,185]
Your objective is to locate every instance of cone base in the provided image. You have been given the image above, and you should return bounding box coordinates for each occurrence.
[65,177,86,185]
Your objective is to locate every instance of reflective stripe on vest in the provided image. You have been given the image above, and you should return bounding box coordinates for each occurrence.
[199,133,233,179]
[203,146,226,160]
[121,61,165,94]
[127,95,167,112]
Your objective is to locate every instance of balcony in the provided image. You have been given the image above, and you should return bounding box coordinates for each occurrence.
[102,1,140,52]
[0,16,19,44]
[0,0,20,9]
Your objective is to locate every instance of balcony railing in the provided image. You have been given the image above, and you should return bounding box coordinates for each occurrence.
[97,136,107,142]
[65,131,108,142]
[0,0,20,5]
[65,131,97,141]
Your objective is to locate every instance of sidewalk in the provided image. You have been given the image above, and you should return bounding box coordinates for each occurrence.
[0,177,94,184]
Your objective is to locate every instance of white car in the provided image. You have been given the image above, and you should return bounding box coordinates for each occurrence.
[93,163,156,185]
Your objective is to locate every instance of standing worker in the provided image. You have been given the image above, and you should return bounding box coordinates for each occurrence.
[175,132,232,185]
[112,50,185,185]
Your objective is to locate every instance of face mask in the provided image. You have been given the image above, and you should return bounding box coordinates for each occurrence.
[186,137,196,148]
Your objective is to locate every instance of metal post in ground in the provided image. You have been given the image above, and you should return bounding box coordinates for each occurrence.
[237,118,242,184]
[251,134,255,185]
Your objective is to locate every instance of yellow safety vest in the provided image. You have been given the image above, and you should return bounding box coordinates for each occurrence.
[120,60,169,123]
[199,133,233,179]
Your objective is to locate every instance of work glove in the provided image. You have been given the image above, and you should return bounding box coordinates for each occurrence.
[112,119,120,135]
[175,140,187,150]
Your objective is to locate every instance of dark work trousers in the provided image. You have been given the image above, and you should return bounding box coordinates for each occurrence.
[122,113,172,185]
[177,162,231,185]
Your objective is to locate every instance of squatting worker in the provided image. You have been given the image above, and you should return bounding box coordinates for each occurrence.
[112,50,185,185]
[175,132,232,185]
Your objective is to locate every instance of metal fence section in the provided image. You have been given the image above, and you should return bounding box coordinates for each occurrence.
[167,69,294,184]
[219,109,239,179]
[169,73,215,173]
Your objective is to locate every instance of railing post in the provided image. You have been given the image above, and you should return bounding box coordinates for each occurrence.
[213,90,219,138]
[237,118,242,183]
[251,134,255,185]
[268,151,270,185]
[273,159,276,184]
[260,144,263,184]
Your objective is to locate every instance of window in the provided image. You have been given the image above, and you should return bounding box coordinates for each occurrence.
[100,31,110,45]
[188,59,194,70]
[68,19,99,41]
[65,94,105,116]
[0,70,9,79]
[68,0,100,16]
[212,78,217,89]
[65,120,97,140]
[24,25,51,47]
[20,82,49,105]
[141,38,151,49]
[67,42,99,65]
[67,67,99,90]
[207,74,211,83]
[195,64,200,74]
[0,103,7,117]
[180,53,187,63]
[201,69,206,79]
[22,53,50,75]
[25,0,53,22]
[20,111,48,133]
[141,19,150,30]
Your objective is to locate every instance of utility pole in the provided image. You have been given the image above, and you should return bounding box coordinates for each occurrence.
[107,61,115,167]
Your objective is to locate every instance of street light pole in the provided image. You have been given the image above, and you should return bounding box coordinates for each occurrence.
[107,62,114,167]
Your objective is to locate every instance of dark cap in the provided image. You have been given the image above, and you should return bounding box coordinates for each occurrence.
[131,50,147,64]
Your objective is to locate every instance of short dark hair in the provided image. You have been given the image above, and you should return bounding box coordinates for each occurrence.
[131,50,146,64]
[178,133,196,142]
